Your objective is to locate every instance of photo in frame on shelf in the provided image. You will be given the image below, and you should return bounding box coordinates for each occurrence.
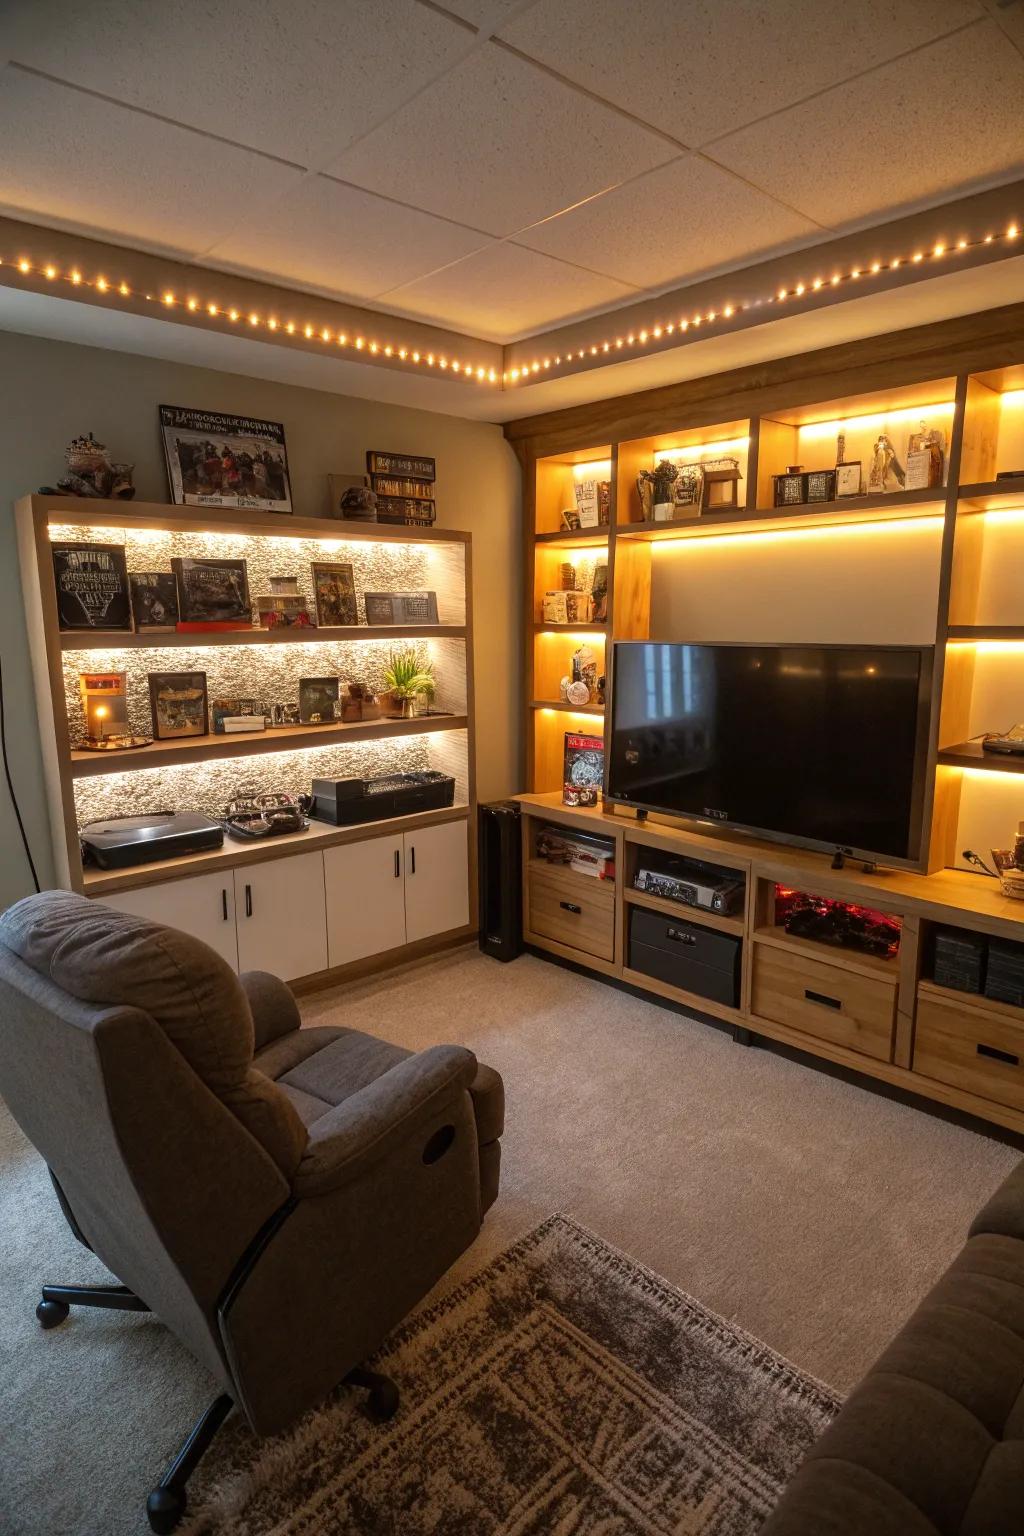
[700,457,741,511]
[129,572,179,630]
[147,671,209,740]
[311,562,358,626]
[51,541,132,632]
[298,676,340,725]
[364,591,439,626]
[172,556,251,629]
[835,461,863,497]
[673,464,704,516]
[77,672,151,751]
[563,731,604,808]
[159,405,292,512]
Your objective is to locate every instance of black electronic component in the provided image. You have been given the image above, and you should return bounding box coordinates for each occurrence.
[80,812,223,869]
[311,770,454,826]
[628,906,741,1007]
[478,801,522,962]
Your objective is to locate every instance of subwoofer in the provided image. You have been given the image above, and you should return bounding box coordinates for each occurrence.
[477,801,522,962]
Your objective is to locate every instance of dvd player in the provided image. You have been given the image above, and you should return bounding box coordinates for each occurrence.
[633,859,745,915]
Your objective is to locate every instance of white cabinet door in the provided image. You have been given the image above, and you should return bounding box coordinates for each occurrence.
[403,821,469,944]
[99,872,239,971]
[324,835,406,968]
[234,851,328,981]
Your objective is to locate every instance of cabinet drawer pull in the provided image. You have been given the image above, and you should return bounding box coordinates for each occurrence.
[559,901,582,914]
[977,1042,1020,1068]
[394,849,401,879]
[244,883,253,918]
[805,988,841,1010]
[222,888,228,921]
[410,845,416,875]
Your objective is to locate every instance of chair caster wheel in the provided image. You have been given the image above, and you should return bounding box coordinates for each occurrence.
[146,1485,186,1534]
[367,1378,399,1422]
[36,1298,69,1329]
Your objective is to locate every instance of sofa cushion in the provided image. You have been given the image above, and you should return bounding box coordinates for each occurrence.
[279,1028,411,1108]
[971,1162,1024,1245]
[0,892,306,1177]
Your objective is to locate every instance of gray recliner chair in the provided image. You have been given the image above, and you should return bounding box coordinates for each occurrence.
[0,890,504,1532]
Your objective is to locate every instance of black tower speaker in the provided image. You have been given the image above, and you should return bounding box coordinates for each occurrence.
[478,801,522,961]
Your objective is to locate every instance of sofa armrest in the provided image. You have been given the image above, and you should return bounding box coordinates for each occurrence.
[292,1044,477,1198]
[239,970,302,1051]
[969,1159,1024,1242]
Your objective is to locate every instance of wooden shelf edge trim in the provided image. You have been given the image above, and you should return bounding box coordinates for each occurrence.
[751,925,898,981]
[937,743,1024,774]
[622,887,745,935]
[60,624,468,651]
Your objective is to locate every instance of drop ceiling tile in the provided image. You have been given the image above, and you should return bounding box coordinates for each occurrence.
[0,68,302,256]
[379,242,637,341]
[517,155,820,290]
[440,0,539,30]
[498,0,982,146]
[330,44,678,238]
[711,22,1024,230]
[4,0,471,168]
[207,176,493,302]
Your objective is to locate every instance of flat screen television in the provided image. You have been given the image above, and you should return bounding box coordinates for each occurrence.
[605,642,934,868]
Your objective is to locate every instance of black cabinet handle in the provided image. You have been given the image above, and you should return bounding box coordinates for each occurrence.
[805,988,841,1010]
[394,849,401,878]
[977,1042,1020,1067]
[222,888,228,921]
[560,901,581,914]
[410,845,416,875]
[244,883,253,918]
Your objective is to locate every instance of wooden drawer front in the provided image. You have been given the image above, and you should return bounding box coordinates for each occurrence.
[751,944,896,1062]
[528,864,615,962]
[915,997,1024,1113]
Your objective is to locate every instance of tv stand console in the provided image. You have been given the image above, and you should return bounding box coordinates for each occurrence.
[517,791,1024,1137]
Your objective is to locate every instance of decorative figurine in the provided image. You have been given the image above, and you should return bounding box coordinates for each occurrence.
[40,433,136,499]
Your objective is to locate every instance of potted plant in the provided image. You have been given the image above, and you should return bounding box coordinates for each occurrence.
[381,647,435,719]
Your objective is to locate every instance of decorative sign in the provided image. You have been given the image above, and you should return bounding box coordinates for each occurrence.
[366,451,435,481]
[159,404,292,512]
[374,496,436,525]
[364,591,439,625]
[52,542,131,631]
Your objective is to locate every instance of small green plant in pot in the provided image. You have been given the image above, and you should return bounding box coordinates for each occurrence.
[382,647,435,718]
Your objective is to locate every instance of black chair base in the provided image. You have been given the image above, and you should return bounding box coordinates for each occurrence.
[36,1282,150,1328]
[146,1392,234,1534]
[345,1365,400,1421]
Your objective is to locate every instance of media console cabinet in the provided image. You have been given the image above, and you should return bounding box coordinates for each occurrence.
[14,495,475,990]
[518,790,1024,1138]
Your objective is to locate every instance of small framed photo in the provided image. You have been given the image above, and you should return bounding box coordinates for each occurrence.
[298,677,340,725]
[311,563,358,627]
[364,590,439,625]
[130,572,179,630]
[835,462,863,498]
[148,672,208,739]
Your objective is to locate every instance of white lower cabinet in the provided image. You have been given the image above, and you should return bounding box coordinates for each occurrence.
[324,835,406,968]
[91,817,468,981]
[100,871,240,971]
[233,851,328,981]
[404,821,469,943]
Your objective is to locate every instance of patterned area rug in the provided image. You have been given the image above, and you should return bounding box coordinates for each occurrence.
[184,1216,840,1535]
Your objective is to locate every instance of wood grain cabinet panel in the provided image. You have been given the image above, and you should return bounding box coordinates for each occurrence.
[751,943,896,1062]
[527,864,615,962]
[914,994,1024,1114]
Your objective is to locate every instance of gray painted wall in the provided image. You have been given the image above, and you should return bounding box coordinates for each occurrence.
[0,328,521,909]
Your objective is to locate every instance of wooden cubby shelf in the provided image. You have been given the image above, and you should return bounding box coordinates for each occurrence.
[530,700,604,715]
[61,624,468,650]
[513,323,1024,1137]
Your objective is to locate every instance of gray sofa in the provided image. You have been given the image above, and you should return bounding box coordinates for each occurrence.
[0,890,504,1532]
[764,1159,1024,1535]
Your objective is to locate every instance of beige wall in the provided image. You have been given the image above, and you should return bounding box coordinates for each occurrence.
[0,328,521,909]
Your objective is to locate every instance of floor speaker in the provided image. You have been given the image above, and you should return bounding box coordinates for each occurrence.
[478,801,522,961]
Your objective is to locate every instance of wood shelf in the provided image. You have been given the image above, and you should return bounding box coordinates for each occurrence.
[615,488,946,542]
[61,624,467,650]
[937,741,1024,773]
[81,803,470,895]
[958,478,1024,512]
[917,978,1024,1028]
[530,700,604,715]
[619,963,746,1026]
[946,626,1024,641]
[623,886,744,936]
[70,713,468,777]
[532,621,609,634]
[752,925,898,981]
[534,529,609,548]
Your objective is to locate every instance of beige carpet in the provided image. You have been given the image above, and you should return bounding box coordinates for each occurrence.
[1,948,1019,1534]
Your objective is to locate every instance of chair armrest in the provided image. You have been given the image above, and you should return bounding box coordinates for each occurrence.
[239,970,301,1051]
[292,1044,477,1198]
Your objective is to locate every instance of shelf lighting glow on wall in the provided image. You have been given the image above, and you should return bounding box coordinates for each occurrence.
[648,513,946,549]
[797,402,956,440]
[656,436,750,460]
[572,460,613,479]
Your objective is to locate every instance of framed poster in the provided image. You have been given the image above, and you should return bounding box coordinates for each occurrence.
[364,590,439,625]
[148,672,208,739]
[311,562,357,627]
[52,542,132,632]
[159,404,292,512]
[129,572,179,630]
[172,557,251,626]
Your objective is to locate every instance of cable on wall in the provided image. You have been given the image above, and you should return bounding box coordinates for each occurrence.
[0,654,41,894]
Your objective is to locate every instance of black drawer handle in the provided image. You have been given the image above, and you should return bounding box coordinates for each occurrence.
[245,883,253,918]
[222,888,228,921]
[805,988,841,1010]
[559,901,582,914]
[977,1043,1020,1068]
[394,848,401,878]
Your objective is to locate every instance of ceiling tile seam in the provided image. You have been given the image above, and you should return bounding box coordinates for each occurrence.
[980,0,1024,62]
[316,171,498,243]
[698,13,990,156]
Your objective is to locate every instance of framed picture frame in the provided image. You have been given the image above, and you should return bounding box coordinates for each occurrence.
[129,572,179,630]
[835,462,863,498]
[311,562,358,627]
[172,557,251,627]
[363,590,439,626]
[298,677,340,725]
[159,404,292,513]
[148,672,208,740]
[52,542,132,632]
